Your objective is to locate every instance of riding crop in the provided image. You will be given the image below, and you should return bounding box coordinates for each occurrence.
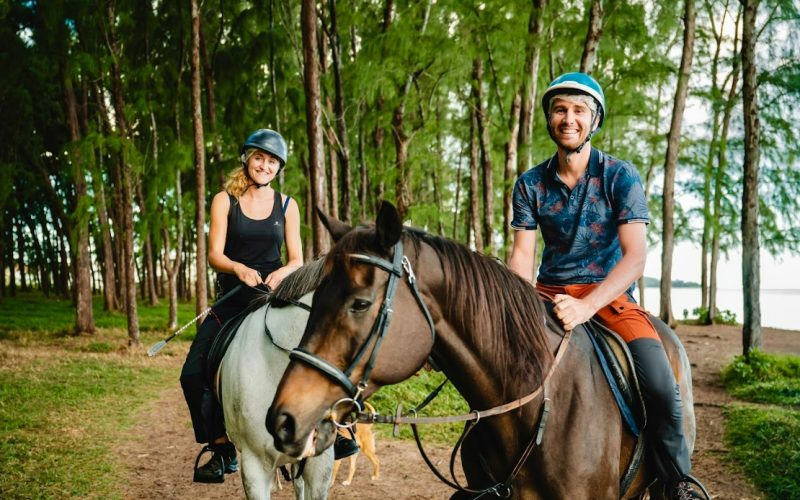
[147,283,244,357]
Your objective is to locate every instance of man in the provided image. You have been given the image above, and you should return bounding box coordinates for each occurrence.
[507,72,704,499]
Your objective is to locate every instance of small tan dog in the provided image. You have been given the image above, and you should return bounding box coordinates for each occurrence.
[330,402,380,487]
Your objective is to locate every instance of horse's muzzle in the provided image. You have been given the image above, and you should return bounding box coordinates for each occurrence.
[266,407,335,458]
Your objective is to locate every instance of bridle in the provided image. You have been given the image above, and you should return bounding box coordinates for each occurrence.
[287,236,574,498]
[289,240,435,420]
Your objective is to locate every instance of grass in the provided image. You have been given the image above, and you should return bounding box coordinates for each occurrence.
[369,370,470,443]
[0,292,193,499]
[721,350,800,499]
[724,405,800,499]
[0,291,197,338]
[0,291,471,499]
[0,347,176,499]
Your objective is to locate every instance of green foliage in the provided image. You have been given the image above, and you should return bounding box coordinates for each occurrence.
[721,350,800,406]
[721,351,800,497]
[691,306,738,325]
[369,370,470,444]
[724,405,800,499]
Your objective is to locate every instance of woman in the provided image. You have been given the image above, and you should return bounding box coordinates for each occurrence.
[180,129,302,484]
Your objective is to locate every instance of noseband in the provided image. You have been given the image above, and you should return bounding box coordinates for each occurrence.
[289,240,436,422]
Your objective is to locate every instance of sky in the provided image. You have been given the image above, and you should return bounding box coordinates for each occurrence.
[644,242,800,290]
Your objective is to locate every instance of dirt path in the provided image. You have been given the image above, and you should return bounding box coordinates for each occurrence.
[117,325,799,499]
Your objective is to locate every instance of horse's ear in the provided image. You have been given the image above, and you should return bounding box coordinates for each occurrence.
[375,201,402,249]
[316,207,352,242]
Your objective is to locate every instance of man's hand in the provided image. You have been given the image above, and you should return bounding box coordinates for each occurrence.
[553,294,597,331]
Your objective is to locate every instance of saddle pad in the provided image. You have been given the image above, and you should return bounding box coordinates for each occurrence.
[544,303,645,436]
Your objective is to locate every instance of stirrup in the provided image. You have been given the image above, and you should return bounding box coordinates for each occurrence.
[193,445,225,484]
[683,474,711,500]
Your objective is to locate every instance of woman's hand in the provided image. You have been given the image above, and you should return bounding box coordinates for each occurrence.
[232,262,262,287]
[263,266,298,291]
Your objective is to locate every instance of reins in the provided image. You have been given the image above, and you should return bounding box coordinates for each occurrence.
[287,237,575,497]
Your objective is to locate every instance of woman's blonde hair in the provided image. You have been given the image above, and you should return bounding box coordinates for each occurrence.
[225,167,251,197]
[225,148,261,197]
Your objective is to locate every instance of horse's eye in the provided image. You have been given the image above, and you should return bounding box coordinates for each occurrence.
[350,298,372,313]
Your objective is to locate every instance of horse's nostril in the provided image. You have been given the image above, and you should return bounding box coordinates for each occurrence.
[266,408,296,450]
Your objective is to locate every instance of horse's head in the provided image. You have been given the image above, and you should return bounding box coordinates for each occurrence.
[267,202,438,458]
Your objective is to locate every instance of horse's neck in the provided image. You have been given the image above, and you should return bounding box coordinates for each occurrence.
[433,305,560,412]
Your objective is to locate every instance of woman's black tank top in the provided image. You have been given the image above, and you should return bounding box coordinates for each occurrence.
[217,189,289,296]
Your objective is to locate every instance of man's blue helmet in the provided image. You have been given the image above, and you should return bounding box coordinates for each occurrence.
[541,72,606,131]
[241,129,288,166]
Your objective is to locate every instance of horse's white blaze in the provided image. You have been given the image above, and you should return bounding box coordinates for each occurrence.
[222,292,333,500]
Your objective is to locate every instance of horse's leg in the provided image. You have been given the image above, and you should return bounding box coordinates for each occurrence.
[239,447,274,500]
[299,449,334,500]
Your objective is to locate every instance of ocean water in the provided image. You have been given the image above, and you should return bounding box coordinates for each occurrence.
[637,287,800,332]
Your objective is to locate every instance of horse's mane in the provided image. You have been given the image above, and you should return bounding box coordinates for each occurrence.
[333,225,556,397]
[266,258,326,305]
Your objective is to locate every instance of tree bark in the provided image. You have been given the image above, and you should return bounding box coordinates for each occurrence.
[199,15,225,191]
[740,0,761,356]
[301,0,329,255]
[472,59,494,256]
[711,27,740,324]
[517,0,545,177]
[659,0,696,328]
[162,171,184,330]
[700,6,727,320]
[103,1,140,344]
[503,92,522,255]
[392,0,432,221]
[580,0,604,73]
[469,105,483,251]
[327,0,352,224]
[191,0,208,317]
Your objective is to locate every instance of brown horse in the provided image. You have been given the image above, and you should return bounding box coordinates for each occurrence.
[267,202,695,499]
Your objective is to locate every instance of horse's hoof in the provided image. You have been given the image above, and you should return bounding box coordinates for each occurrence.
[342,480,351,486]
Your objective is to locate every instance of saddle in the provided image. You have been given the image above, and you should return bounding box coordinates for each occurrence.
[206,300,264,388]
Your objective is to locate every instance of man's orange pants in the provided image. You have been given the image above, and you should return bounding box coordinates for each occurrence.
[535,283,660,343]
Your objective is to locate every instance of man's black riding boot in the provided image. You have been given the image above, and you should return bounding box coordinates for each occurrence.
[193,442,239,484]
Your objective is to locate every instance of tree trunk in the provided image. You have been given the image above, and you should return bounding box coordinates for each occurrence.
[711,21,741,324]
[301,0,329,255]
[659,0,696,328]
[580,0,604,73]
[472,59,494,256]
[199,16,225,191]
[106,2,139,344]
[162,172,184,330]
[392,0,432,221]
[191,0,208,317]
[469,105,483,251]
[328,0,352,224]
[517,0,545,177]
[700,10,726,321]
[15,218,26,291]
[503,92,522,255]
[60,68,95,334]
[740,0,761,356]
